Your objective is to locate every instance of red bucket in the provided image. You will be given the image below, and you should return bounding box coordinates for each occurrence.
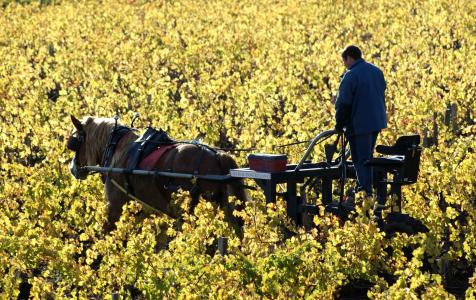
[248,153,288,172]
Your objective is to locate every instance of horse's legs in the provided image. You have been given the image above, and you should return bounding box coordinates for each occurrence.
[160,145,249,237]
[189,185,201,212]
[211,190,244,238]
[228,180,249,204]
[104,177,128,234]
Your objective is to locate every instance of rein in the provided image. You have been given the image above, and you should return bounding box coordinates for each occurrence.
[169,138,315,154]
[212,139,313,152]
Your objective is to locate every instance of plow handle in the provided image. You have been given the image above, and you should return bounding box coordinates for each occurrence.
[294,129,338,171]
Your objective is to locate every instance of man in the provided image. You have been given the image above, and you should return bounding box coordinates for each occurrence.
[334,45,387,205]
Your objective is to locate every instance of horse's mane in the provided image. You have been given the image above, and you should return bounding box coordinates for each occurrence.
[81,116,137,166]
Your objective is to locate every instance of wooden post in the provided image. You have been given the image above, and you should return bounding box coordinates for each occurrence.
[443,103,458,132]
[465,108,474,125]
[423,127,429,147]
[451,103,458,132]
[218,237,228,256]
[444,103,452,126]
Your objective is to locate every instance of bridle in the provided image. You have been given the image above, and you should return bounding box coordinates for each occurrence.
[68,116,135,179]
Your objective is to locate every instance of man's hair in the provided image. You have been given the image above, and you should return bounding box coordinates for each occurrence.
[342,45,362,60]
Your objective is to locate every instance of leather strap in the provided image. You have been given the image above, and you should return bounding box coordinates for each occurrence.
[101,126,132,167]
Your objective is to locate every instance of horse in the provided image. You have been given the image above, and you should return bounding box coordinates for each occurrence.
[67,115,249,236]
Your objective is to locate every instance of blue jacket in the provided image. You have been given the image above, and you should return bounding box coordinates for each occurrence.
[335,58,387,136]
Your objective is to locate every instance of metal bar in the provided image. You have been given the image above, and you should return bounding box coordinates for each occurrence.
[339,132,347,203]
[286,180,298,224]
[321,177,333,205]
[264,180,276,203]
[81,166,234,182]
[294,129,337,172]
[231,165,356,182]
[230,169,271,180]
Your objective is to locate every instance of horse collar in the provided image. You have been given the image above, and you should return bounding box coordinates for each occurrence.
[101,125,133,168]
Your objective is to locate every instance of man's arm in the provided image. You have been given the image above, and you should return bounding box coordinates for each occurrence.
[380,69,386,92]
[334,72,355,131]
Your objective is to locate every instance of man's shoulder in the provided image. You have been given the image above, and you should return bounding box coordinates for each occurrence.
[363,61,384,73]
[351,60,384,77]
[342,70,354,78]
[340,70,357,85]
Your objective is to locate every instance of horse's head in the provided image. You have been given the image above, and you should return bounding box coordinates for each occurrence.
[67,115,131,179]
[67,115,92,179]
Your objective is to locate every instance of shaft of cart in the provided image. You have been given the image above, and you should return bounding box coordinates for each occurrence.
[80,166,236,182]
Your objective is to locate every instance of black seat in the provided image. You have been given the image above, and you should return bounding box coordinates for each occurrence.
[364,135,422,214]
[365,156,404,168]
[375,135,421,156]
[365,134,420,172]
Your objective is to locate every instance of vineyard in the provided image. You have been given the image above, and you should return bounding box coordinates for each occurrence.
[1,0,475,298]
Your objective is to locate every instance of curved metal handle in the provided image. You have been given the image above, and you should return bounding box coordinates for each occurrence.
[294,129,338,171]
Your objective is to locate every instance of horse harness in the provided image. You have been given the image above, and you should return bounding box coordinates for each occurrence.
[99,123,220,205]
[101,125,133,168]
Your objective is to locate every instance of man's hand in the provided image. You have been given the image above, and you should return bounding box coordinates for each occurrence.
[334,124,344,134]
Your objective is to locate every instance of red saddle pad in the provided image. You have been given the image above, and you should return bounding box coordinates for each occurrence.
[137,144,177,170]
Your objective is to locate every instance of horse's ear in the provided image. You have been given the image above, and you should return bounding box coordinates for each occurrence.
[71,115,83,131]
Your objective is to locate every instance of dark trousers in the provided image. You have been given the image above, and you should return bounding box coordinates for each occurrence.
[347,131,379,195]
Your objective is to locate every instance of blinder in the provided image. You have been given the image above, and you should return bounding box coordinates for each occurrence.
[67,130,86,152]
[68,129,89,179]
